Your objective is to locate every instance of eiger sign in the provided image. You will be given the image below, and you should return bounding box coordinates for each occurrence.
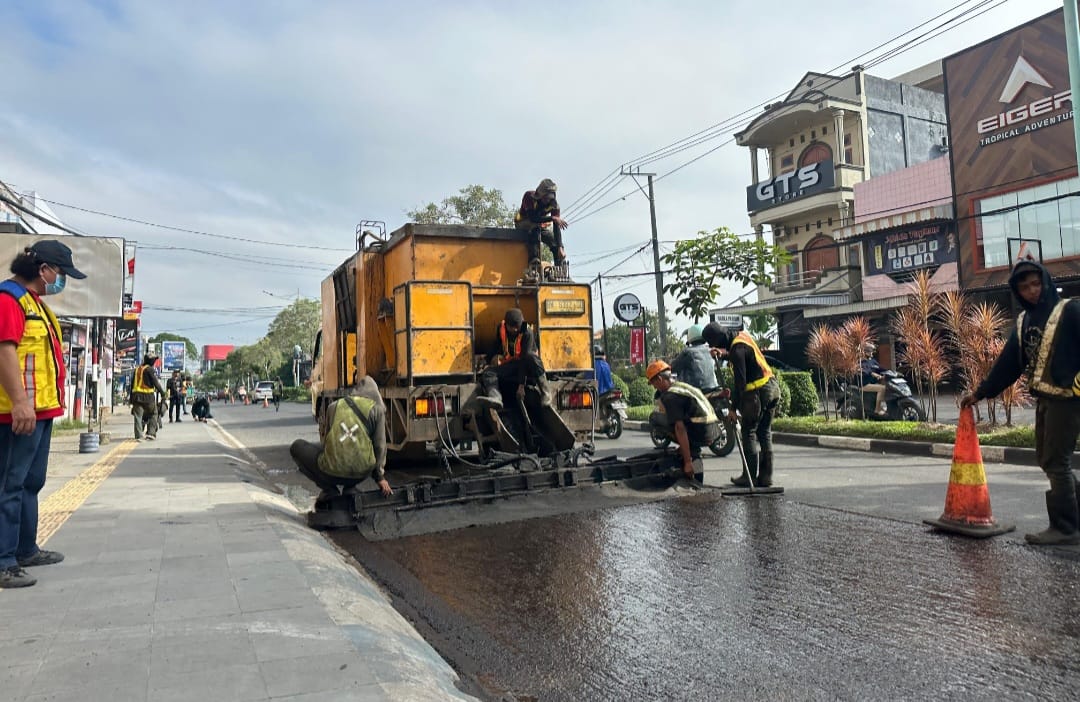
[613,293,642,323]
[746,160,835,212]
[977,55,1073,147]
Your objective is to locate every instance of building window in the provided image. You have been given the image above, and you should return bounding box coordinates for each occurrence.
[844,133,852,146]
[799,142,832,167]
[783,245,799,284]
[800,135,806,144]
[811,130,816,139]
[780,155,794,169]
[790,138,795,147]
[822,126,828,135]
[975,176,1080,268]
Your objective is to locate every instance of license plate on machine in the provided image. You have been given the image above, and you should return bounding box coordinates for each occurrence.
[544,299,586,315]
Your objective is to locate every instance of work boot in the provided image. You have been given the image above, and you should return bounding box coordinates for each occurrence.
[1025,490,1080,545]
[757,451,774,487]
[477,383,504,410]
[730,451,758,487]
[0,566,36,588]
[536,374,554,407]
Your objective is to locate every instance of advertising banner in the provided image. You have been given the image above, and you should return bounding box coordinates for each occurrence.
[162,341,186,372]
[746,159,835,213]
[629,327,646,365]
[0,234,124,317]
[863,224,957,277]
[115,320,138,371]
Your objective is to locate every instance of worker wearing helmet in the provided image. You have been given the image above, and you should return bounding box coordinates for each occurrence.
[670,324,719,392]
[701,323,780,487]
[515,178,569,268]
[646,359,719,480]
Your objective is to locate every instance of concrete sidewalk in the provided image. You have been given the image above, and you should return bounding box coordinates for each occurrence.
[1,412,476,701]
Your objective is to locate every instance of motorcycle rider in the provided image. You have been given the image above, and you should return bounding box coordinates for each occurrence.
[515,179,568,270]
[961,260,1080,546]
[860,345,888,417]
[671,325,720,392]
[701,323,781,487]
[593,346,614,396]
[646,359,719,480]
[477,308,553,410]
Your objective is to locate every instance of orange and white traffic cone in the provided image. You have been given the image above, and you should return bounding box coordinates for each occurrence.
[263,397,269,408]
[924,406,1015,538]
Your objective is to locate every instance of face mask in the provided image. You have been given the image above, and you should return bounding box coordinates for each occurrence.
[43,269,67,296]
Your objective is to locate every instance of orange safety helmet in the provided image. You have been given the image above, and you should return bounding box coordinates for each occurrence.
[645,359,671,381]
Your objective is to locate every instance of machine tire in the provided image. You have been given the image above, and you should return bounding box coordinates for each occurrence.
[604,408,623,440]
[899,398,926,422]
[650,426,671,449]
[709,419,736,457]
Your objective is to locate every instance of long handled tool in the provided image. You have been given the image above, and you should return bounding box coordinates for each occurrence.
[731,421,755,493]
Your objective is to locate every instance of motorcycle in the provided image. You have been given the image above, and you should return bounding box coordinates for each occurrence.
[835,370,926,422]
[649,387,736,457]
[596,389,628,440]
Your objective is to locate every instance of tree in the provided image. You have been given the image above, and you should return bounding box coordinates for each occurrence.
[661,227,791,320]
[149,333,198,362]
[746,311,775,350]
[266,298,320,359]
[407,185,515,227]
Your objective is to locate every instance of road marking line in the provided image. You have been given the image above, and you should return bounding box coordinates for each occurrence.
[37,440,139,545]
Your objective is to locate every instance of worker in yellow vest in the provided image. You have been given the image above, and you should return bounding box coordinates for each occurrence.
[131,354,166,441]
[962,261,1080,545]
[702,323,781,487]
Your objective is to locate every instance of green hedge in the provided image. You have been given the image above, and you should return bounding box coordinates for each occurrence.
[779,372,816,417]
[612,374,629,397]
[776,375,791,418]
[627,377,654,407]
[772,416,1035,448]
[627,405,652,421]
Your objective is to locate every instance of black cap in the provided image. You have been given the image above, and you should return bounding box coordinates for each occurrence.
[30,240,87,279]
[505,308,524,326]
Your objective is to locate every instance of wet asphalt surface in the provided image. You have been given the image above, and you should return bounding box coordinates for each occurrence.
[219,401,1080,702]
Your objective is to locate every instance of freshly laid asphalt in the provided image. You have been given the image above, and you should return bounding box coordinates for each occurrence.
[0,410,477,702]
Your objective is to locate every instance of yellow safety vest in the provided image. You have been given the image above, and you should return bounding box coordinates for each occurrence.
[133,365,157,394]
[730,331,774,391]
[0,282,64,415]
[1020,299,1080,398]
[665,381,719,424]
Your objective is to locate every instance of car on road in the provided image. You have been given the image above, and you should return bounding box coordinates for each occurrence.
[252,381,275,402]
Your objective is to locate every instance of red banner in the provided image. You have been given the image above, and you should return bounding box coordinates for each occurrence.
[629,327,645,364]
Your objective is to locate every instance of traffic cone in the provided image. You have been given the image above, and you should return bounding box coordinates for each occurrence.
[263,397,269,408]
[924,406,1015,538]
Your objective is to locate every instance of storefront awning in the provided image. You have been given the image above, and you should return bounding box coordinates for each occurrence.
[835,204,952,241]
[717,293,851,316]
[804,295,909,318]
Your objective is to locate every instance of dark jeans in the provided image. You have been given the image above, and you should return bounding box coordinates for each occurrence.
[481,356,546,398]
[290,439,362,494]
[517,221,564,264]
[740,378,780,458]
[0,419,53,568]
[169,396,183,422]
[1035,397,1080,494]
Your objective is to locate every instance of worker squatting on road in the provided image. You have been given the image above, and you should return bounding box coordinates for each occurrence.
[131,354,167,441]
[477,308,553,410]
[646,359,719,481]
[702,323,781,488]
[289,375,392,499]
[0,240,87,589]
[961,260,1080,546]
[515,178,569,269]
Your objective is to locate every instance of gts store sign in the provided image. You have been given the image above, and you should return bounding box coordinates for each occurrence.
[746,160,835,213]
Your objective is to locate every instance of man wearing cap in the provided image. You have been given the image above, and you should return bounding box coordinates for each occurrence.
[515,178,569,269]
[701,323,781,487]
[645,359,719,480]
[131,353,166,441]
[477,308,553,409]
[0,240,86,588]
[961,260,1080,545]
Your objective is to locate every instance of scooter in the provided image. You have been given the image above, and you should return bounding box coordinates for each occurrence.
[596,389,628,440]
[649,388,736,457]
[835,370,926,422]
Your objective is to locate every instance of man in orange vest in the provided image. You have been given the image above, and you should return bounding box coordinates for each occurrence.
[702,322,781,487]
[477,308,552,410]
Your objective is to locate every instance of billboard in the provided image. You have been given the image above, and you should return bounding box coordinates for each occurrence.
[115,320,139,371]
[0,234,124,317]
[863,224,958,278]
[162,341,186,372]
[746,160,836,213]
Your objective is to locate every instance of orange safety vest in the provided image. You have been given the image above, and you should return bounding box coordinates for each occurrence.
[730,331,774,391]
[0,281,65,416]
[499,321,524,362]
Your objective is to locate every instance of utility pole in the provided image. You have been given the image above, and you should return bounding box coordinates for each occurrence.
[621,168,669,357]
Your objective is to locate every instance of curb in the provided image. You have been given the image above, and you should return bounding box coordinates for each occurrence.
[623,421,1037,466]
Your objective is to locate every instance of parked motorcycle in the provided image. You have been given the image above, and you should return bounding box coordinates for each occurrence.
[835,370,926,421]
[649,387,736,457]
[596,389,628,440]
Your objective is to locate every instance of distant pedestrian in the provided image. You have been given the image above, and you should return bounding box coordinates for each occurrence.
[191,393,212,422]
[167,370,184,423]
[272,379,283,411]
[182,374,191,415]
[0,240,87,588]
[131,354,166,441]
[961,261,1080,545]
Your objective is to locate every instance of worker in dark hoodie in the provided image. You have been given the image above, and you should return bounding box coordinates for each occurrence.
[961,261,1080,545]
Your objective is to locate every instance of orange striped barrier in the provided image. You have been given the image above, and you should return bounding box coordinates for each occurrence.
[924,406,1015,538]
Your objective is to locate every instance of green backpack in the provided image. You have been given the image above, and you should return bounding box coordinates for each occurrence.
[318,396,378,479]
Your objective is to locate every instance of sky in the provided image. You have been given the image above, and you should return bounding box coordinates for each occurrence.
[0,0,1065,353]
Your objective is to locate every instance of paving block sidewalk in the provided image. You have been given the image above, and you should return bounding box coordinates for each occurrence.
[1,413,476,702]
